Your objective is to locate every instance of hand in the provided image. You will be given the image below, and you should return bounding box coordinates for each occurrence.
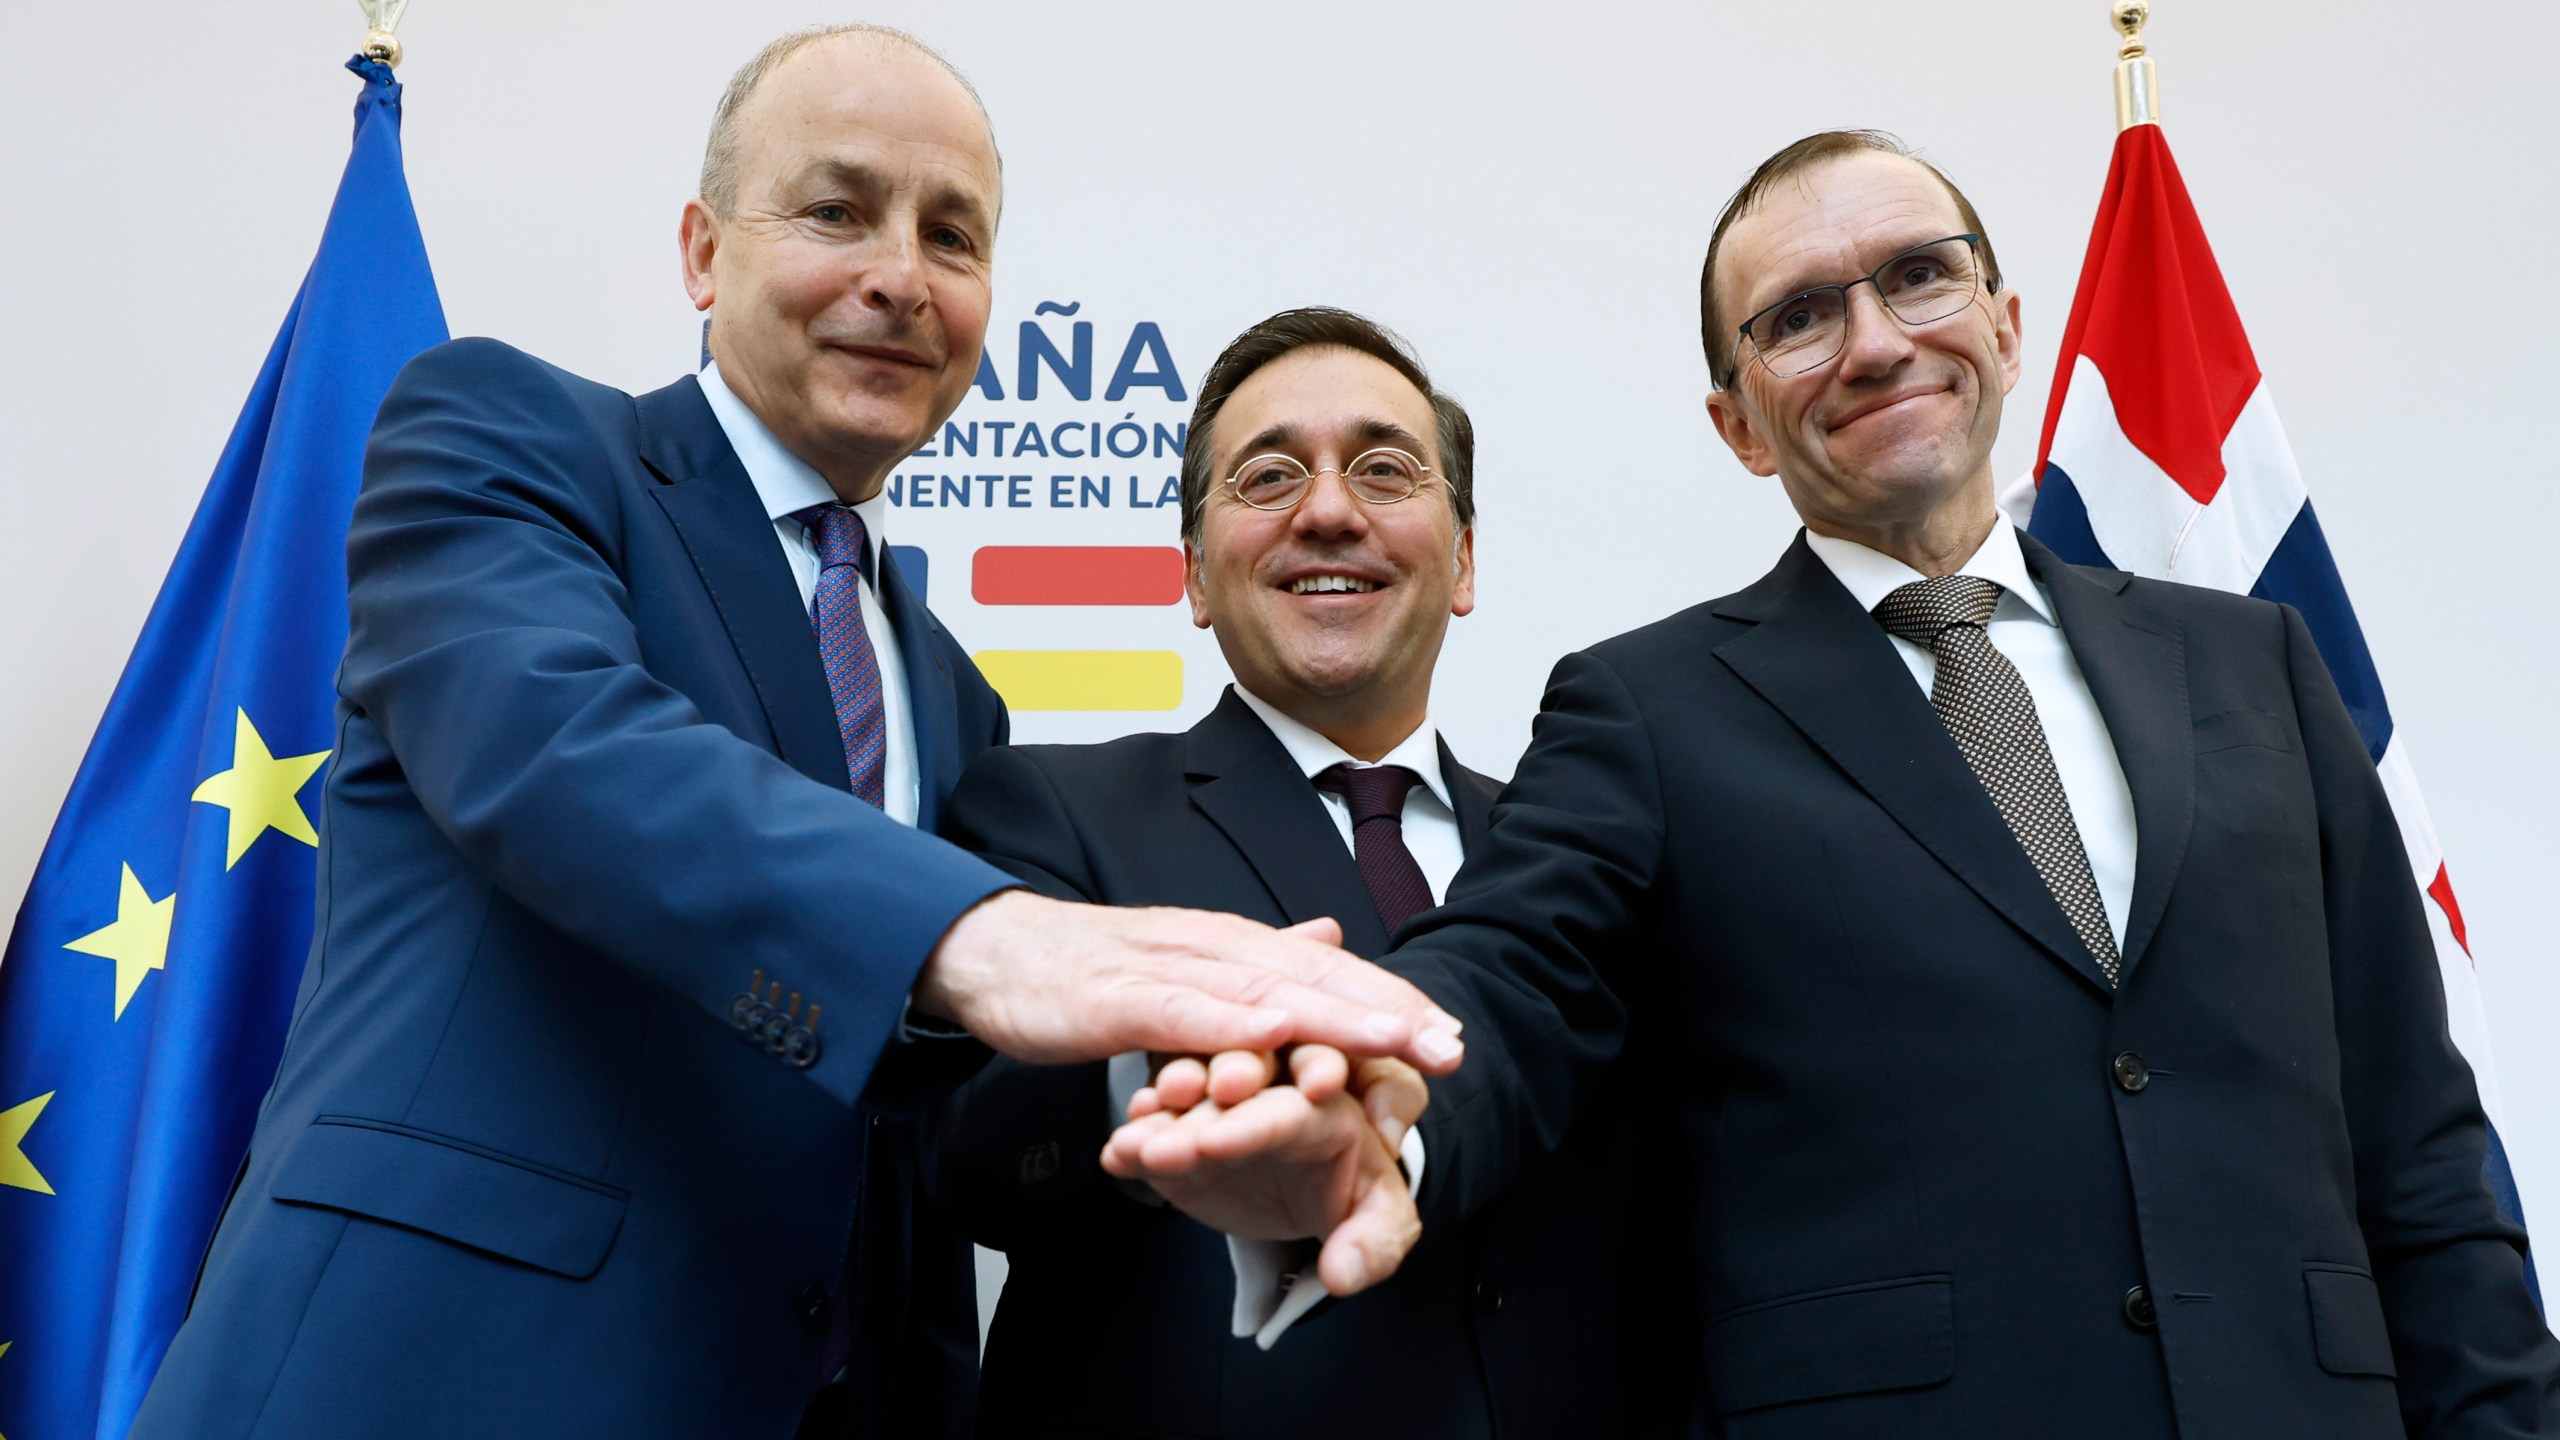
[1103,1047,1427,1296]
[910,893,1465,1073]
[1140,1044,1427,1154]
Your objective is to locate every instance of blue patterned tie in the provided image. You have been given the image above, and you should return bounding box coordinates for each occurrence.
[791,504,887,809]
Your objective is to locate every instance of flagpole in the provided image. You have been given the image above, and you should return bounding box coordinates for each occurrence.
[2113,1,2159,130]
[360,0,410,69]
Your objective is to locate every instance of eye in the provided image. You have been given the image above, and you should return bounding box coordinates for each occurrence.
[925,224,973,252]
[1775,303,1818,335]
[810,202,852,224]
[1897,260,1945,286]
[1233,458,1307,504]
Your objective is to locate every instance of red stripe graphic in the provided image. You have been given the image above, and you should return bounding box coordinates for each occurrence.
[971,546,1185,606]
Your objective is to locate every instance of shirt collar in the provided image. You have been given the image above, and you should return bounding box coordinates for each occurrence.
[1800,511,2055,626]
[1229,685,1455,813]
[699,360,888,570]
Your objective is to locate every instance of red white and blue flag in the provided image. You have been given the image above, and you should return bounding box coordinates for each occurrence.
[2021,120,2539,1302]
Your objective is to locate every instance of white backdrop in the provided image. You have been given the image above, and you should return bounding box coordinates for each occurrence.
[5,0,2556,1309]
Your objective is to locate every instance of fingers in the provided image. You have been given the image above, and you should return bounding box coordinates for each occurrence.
[1151,1055,1210,1112]
[1099,1109,1183,1180]
[1315,1146,1421,1296]
[1276,917,1344,946]
[1237,973,1463,1074]
[1286,1045,1350,1105]
[1185,1086,1326,1167]
[1205,1050,1279,1108]
[1351,1058,1427,1153]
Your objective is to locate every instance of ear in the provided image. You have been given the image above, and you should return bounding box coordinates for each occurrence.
[1705,385,1780,478]
[1991,289,2024,396]
[1449,526,1476,619]
[680,199,720,313]
[1184,539,1214,631]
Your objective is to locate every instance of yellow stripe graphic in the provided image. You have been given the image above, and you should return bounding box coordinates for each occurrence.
[974,650,1184,712]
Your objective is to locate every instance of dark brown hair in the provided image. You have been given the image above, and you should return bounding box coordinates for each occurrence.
[1700,130,2004,389]
[1179,307,1476,544]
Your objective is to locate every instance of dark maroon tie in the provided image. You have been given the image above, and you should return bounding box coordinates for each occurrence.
[1314,763,1435,937]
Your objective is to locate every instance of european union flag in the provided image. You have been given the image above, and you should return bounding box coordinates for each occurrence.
[0,57,446,1438]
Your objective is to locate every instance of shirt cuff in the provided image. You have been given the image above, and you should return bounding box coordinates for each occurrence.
[895,996,974,1043]
[1225,1126,1427,1350]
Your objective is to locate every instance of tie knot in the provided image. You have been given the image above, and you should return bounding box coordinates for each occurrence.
[792,503,871,576]
[1315,763,1421,826]
[1874,573,2001,643]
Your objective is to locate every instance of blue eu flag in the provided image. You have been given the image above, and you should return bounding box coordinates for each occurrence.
[0,57,446,1439]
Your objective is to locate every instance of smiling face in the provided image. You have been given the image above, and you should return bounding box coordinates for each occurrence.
[680,35,999,500]
[1187,346,1475,759]
[1704,151,2022,552]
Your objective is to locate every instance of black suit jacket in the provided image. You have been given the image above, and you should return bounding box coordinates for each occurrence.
[1387,533,2559,1439]
[924,689,1645,1438]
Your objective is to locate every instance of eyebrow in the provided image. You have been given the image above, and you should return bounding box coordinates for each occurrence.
[795,156,996,234]
[1228,417,1434,468]
[1748,231,1956,316]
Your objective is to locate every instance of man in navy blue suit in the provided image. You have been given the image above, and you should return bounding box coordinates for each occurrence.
[130,26,1460,1440]
[1109,132,2560,1436]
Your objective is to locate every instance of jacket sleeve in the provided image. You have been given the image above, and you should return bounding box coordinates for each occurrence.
[341,339,1015,1112]
[1388,648,1652,1230]
[921,745,1159,1256]
[2286,603,2560,1435]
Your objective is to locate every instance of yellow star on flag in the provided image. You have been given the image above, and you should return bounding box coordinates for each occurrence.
[0,1092,57,1196]
[64,865,176,1021]
[190,708,330,870]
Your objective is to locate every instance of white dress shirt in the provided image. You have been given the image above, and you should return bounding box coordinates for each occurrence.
[1802,514,2139,949]
[1121,685,1453,1348]
[697,362,921,827]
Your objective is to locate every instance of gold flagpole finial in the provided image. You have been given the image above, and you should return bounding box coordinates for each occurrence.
[358,0,411,68]
[2113,1,2160,130]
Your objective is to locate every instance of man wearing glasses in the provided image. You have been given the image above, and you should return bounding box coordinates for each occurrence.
[1105,135,2560,1435]
[924,307,1638,1437]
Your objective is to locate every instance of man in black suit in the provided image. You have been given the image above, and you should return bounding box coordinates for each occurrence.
[926,308,1637,1437]
[1107,133,2560,1436]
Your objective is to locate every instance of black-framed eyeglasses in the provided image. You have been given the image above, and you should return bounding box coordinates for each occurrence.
[1733,234,1987,381]
[1221,447,1437,511]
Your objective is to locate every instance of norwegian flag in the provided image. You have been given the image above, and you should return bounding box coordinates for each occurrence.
[2019,121,2539,1303]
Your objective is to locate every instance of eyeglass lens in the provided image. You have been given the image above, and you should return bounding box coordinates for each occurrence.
[1231,448,1426,509]
[1743,237,1981,378]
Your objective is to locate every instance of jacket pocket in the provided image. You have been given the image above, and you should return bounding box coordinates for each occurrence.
[2304,1263,2397,1377]
[270,1115,630,1279]
[2194,707,2294,753]
[1702,1274,1955,1416]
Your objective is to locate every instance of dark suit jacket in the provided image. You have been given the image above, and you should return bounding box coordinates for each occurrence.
[924,688,1645,1438]
[1386,533,2560,1440]
[132,339,1015,1440]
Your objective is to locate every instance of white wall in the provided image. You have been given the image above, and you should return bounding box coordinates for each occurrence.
[5,0,2555,1304]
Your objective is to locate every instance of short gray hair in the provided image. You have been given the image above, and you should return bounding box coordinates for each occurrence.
[699,24,996,218]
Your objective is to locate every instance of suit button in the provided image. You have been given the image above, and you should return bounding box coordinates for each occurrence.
[2112,1052,2151,1093]
[2122,1284,2158,1330]
[1473,1279,1503,1317]
[797,1283,829,1326]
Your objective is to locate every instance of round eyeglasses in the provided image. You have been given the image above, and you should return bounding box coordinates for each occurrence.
[1735,234,1987,380]
[1222,447,1437,511]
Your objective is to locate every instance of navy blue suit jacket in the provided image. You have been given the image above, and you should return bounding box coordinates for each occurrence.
[132,339,1016,1440]
[925,689,1652,1438]
[1388,534,2560,1439]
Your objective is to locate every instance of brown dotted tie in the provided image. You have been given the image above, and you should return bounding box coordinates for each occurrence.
[1313,764,1435,938]
[1874,575,2122,987]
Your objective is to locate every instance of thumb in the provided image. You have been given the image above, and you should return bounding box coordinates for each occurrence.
[1315,1163,1420,1297]
[1277,916,1345,947]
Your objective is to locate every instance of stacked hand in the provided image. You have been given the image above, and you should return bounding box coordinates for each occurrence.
[916,892,1464,1072]
[1102,1028,1433,1296]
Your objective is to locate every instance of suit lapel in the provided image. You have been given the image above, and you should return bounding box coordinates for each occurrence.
[875,548,963,833]
[636,375,851,793]
[1713,536,2114,996]
[2023,535,2193,983]
[1438,738,1498,855]
[1185,690,1392,957]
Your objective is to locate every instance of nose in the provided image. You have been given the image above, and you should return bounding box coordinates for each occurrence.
[1835,282,1916,381]
[862,226,930,317]
[1289,466,1370,542]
